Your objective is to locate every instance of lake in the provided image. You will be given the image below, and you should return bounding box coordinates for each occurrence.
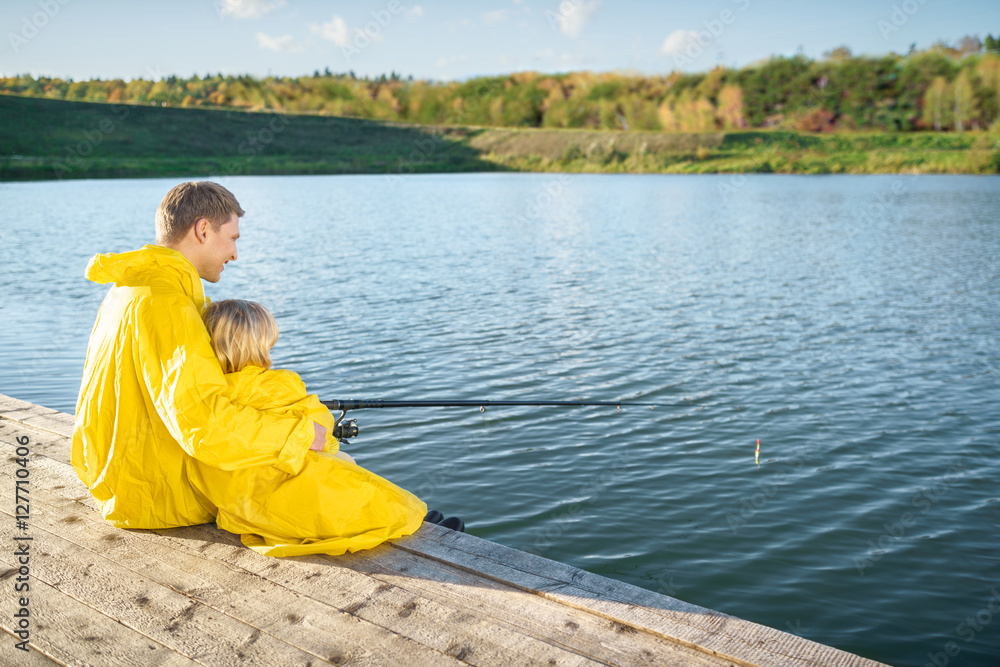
[1,173,998,666]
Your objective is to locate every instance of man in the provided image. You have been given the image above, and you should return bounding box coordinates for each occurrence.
[72,181,325,529]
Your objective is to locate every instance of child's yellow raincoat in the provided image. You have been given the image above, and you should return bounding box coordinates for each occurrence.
[73,245,425,555]
[186,365,427,556]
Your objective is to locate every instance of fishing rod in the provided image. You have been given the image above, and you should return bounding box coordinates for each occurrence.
[320,398,691,444]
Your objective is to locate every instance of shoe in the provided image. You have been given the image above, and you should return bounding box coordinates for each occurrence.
[424,509,444,524]
[438,516,465,532]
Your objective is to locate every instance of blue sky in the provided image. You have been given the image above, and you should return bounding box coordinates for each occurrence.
[1,0,998,81]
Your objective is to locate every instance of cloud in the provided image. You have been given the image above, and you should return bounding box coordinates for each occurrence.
[255,32,305,52]
[660,29,699,56]
[311,15,350,47]
[554,0,598,38]
[217,0,286,19]
[406,5,424,19]
[483,10,508,24]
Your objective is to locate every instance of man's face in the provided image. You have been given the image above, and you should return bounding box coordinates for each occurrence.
[198,213,240,283]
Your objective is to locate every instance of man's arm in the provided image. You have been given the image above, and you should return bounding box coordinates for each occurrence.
[134,296,315,473]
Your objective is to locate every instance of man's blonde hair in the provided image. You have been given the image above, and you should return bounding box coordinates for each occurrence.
[202,300,279,374]
[156,181,245,246]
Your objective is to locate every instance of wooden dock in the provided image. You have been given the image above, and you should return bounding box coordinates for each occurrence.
[0,394,886,666]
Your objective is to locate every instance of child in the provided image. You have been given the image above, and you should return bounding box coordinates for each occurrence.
[202,299,352,461]
[186,299,454,558]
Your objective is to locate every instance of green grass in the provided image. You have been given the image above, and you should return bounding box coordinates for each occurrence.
[1,94,996,180]
[0,94,502,180]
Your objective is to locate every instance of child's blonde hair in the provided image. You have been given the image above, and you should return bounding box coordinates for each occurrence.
[202,299,279,373]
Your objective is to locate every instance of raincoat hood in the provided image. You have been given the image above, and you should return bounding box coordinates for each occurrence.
[85,244,207,310]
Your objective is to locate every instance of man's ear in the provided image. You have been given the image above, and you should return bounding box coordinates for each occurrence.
[193,218,210,244]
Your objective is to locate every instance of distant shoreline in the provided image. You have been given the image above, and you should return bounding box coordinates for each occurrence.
[1,95,997,181]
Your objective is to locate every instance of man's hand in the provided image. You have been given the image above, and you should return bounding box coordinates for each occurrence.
[309,421,326,452]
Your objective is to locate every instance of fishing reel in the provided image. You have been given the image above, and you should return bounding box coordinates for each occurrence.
[332,410,359,444]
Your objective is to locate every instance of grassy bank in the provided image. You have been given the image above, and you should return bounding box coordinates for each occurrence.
[1,94,997,180]
[470,127,1000,174]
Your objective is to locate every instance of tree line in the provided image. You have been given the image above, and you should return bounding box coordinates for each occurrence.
[2,41,999,133]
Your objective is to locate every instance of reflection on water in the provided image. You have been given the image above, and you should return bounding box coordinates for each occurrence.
[1,173,998,665]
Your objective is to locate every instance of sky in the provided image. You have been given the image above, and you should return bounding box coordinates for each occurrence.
[1,0,998,82]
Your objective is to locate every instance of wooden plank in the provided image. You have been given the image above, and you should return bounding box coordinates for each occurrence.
[0,572,194,667]
[0,403,60,423]
[337,541,731,667]
[0,419,75,467]
[393,529,887,667]
[0,392,75,445]
[0,462,468,667]
[0,394,42,416]
[19,411,76,440]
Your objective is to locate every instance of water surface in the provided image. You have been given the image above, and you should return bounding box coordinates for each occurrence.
[1,173,998,666]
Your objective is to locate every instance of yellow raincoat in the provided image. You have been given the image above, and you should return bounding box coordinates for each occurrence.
[73,245,425,555]
[186,365,426,556]
[73,245,316,528]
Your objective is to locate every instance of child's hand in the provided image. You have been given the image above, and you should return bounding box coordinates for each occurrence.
[309,422,326,452]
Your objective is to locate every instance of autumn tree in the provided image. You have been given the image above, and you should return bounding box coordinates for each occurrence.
[951,70,977,131]
[976,54,1000,124]
[956,35,983,56]
[716,84,745,129]
[922,77,950,130]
